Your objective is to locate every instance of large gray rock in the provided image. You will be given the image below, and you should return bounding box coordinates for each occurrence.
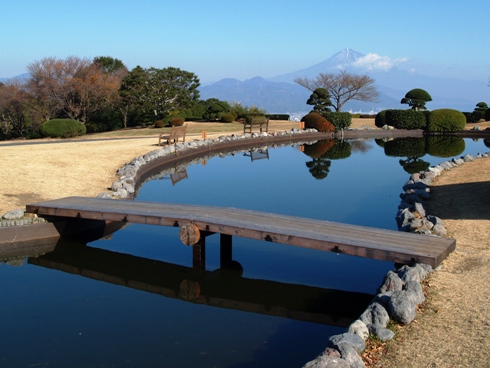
[303,355,350,368]
[337,343,366,368]
[379,270,404,292]
[388,290,417,324]
[2,209,25,220]
[328,333,365,354]
[403,280,425,305]
[360,302,390,329]
[370,324,395,342]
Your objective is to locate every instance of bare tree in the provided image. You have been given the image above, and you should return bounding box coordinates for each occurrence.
[27,56,123,123]
[0,81,34,137]
[295,70,379,112]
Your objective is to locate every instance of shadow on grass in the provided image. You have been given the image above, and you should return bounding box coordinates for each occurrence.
[427,181,490,221]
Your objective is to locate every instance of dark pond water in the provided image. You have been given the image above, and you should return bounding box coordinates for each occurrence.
[2,136,489,367]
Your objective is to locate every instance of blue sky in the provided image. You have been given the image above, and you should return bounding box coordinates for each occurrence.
[2,0,489,83]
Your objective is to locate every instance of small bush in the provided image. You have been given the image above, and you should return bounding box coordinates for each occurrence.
[169,117,185,127]
[385,109,426,130]
[220,113,236,123]
[301,112,335,133]
[85,122,108,133]
[154,120,165,128]
[40,119,86,138]
[485,108,490,121]
[322,112,352,131]
[427,109,466,132]
[375,110,391,128]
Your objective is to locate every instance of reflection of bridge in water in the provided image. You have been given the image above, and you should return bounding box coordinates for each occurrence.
[28,240,373,328]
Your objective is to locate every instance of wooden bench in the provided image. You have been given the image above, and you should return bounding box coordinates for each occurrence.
[158,124,187,145]
[243,116,269,134]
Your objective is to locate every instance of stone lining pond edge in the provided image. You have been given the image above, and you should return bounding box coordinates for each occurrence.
[304,151,490,368]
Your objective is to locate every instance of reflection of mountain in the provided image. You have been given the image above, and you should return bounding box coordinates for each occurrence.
[29,241,372,327]
[199,48,487,113]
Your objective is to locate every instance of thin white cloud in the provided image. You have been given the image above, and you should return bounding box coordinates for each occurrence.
[353,53,408,71]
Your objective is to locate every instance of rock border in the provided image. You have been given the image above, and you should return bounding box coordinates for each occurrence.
[304,151,490,368]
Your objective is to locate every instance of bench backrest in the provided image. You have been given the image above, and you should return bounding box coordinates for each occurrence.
[169,124,187,139]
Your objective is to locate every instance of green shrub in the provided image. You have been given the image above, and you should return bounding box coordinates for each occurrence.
[85,122,107,133]
[266,114,290,120]
[40,119,86,138]
[426,136,465,157]
[169,117,185,127]
[485,108,490,121]
[301,112,335,133]
[427,109,466,132]
[375,110,391,128]
[322,112,352,131]
[154,120,165,128]
[245,115,267,124]
[220,113,236,123]
[385,110,426,130]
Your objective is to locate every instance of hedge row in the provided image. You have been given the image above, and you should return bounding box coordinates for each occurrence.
[375,109,466,132]
[265,114,290,120]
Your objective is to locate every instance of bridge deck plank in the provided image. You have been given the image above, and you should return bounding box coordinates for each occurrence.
[26,196,456,267]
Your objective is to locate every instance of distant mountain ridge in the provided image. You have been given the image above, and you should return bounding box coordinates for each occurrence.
[2,52,488,114]
[200,48,489,113]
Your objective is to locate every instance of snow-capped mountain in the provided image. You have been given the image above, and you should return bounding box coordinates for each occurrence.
[200,48,489,113]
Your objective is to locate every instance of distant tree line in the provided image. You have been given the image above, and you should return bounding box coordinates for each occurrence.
[0,56,267,140]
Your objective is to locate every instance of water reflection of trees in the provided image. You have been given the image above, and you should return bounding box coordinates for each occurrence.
[302,139,352,180]
[382,136,466,174]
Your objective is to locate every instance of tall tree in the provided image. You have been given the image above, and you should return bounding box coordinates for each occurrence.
[0,81,31,137]
[119,66,200,125]
[145,67,200,116]
[295,70,379,112]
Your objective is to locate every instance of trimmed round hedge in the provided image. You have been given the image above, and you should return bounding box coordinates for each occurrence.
[41,119,86,138]
[375,110,391,128]
[220,113,236,123]
[427,109,466,132]
[385,109,426,130]
[301,112,335,133]
[169,117,185,127]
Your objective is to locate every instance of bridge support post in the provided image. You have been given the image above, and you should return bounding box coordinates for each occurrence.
[220,234,232,268]
[192,238,206,273]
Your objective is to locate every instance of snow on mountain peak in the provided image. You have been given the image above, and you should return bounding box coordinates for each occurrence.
[329,48,365,65]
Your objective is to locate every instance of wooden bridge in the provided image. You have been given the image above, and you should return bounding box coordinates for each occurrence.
[26,196,456,268]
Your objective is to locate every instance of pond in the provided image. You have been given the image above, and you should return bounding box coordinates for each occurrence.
[2,136,489,367]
